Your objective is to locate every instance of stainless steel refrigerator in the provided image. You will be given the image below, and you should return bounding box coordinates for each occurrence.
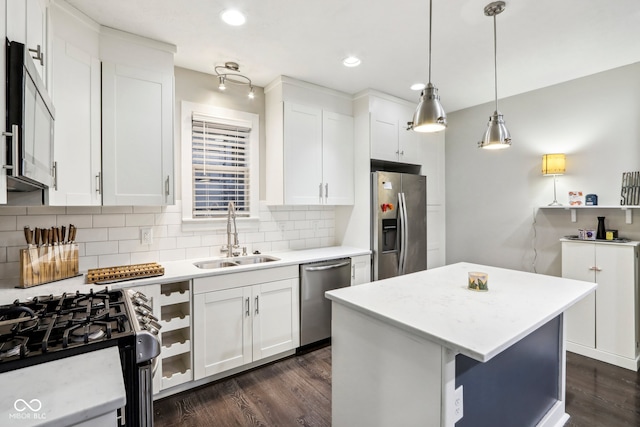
[371,171,427,280]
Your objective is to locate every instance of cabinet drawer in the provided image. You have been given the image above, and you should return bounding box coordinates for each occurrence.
[193,265,299,294]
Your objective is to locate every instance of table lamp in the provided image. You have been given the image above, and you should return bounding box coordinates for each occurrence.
[542,153,566,206]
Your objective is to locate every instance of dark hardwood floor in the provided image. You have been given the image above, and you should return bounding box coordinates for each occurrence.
[154,348,640,427]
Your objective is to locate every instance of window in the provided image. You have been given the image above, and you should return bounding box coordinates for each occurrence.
[182,102,259,228]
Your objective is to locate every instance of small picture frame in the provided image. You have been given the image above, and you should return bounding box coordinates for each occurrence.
[568,191,584,206]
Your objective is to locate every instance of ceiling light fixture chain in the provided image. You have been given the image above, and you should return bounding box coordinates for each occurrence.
[410,0,447,133]
[478,1,511,150]
[215,61,255,99]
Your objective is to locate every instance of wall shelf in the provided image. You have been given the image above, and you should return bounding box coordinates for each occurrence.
[539,205,640,224]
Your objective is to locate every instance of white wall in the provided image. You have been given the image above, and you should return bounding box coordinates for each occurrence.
[0,67,336,280]
[445,62,640,276]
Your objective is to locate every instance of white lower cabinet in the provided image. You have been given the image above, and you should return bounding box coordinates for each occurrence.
[193,266,300,380]
[562,239,640,370]
[351,254,371,286]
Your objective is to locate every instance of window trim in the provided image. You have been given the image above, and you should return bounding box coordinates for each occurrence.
[181,101,260,231]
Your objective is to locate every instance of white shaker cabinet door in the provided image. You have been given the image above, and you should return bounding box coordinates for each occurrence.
[193,286,252,380]
[351,254,371,286]
[101,62,174,205]
[252,278,299,361]
[322,111,354,205]
[50,37,101,205]
[283,102,323,205]
[398,123,419,163]
[370,114,399,162]
[562,242,596,348]
[595,244,637,359]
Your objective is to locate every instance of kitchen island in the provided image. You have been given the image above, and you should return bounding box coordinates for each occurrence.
[325,262,596,427]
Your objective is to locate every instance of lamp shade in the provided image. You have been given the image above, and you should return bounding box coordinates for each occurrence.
[542,153,566,175]
[412,84,447,133]
[478,111,511,149]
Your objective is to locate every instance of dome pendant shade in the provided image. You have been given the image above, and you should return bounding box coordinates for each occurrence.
[478,111,511,149]
[412,83,447,133]
[479,1,511,150]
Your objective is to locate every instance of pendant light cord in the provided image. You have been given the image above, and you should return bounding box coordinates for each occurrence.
[493,14,498,112]
[428,0,432,84]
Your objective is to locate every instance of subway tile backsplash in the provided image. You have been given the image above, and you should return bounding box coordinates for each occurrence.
[0,201,335,280]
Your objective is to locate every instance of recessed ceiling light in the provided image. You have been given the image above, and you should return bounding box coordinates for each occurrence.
[221,9,246,26]
[343,56,361,67]
[411,83,426,91]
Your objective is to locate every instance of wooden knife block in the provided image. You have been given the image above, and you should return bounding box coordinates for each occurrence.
[19,244,79,288]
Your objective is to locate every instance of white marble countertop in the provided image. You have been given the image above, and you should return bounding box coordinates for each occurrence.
[0,346,125,426]
[0,246,370,304]
[326,262,596,362]
[559,237,639,246]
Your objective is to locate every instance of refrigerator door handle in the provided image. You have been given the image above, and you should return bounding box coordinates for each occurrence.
[398,192,408,275]
[402,192,409,275]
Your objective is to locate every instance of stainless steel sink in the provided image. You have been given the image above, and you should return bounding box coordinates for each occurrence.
[193,255,280,269]
[233,255,280,265]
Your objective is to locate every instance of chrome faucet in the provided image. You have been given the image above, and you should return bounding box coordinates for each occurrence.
[221,201,240,257]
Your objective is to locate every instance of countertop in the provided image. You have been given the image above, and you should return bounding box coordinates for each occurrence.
[326,262,596,362]
[0,346,125,426]
[0,246,370,303]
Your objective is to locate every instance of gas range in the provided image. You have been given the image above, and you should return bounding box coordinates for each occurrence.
[0,287,161,426]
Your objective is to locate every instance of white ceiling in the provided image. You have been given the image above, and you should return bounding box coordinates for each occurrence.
[65,0,640,112]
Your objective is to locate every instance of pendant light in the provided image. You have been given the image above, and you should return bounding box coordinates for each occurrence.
[412,0,447,133]
[478,1,511,149]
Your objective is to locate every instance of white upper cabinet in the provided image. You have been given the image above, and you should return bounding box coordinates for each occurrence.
[100,29,175,206]
[281,102,354,205]
[265,76,354,206]
[49,2,101,205]
[370,97,420,164]
[283,102,323,204]
[323,110,355,205]
[7,0,49,89]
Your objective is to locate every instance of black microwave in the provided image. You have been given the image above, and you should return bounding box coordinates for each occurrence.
[5,39,55,192]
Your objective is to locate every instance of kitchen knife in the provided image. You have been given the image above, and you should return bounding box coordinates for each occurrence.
[69,224,77,242]
[51,227,61,274]
[23,226,40,276]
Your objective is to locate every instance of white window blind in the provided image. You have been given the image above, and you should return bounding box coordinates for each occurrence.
[191,113,251,217]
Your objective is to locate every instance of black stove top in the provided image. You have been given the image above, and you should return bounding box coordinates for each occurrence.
[0,288,134,373]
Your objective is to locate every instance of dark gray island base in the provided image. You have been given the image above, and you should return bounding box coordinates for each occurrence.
[456,316,561,427]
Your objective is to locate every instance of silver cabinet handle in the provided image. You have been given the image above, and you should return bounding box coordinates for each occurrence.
[304,261,351,272]
[589,266,602,271]
[325,183,329,200]
[28,45,44,66]
[245,297,250,317]
[96,172,101,194]
[351,264,356,280]
[255,296,259,315]
[165,175,170,196]
[319,183,323,203]
[52,161,58,190]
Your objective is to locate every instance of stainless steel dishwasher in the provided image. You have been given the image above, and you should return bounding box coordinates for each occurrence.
[300,258,352,346]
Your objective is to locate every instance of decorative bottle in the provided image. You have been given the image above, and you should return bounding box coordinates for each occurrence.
[596,216,606,240]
